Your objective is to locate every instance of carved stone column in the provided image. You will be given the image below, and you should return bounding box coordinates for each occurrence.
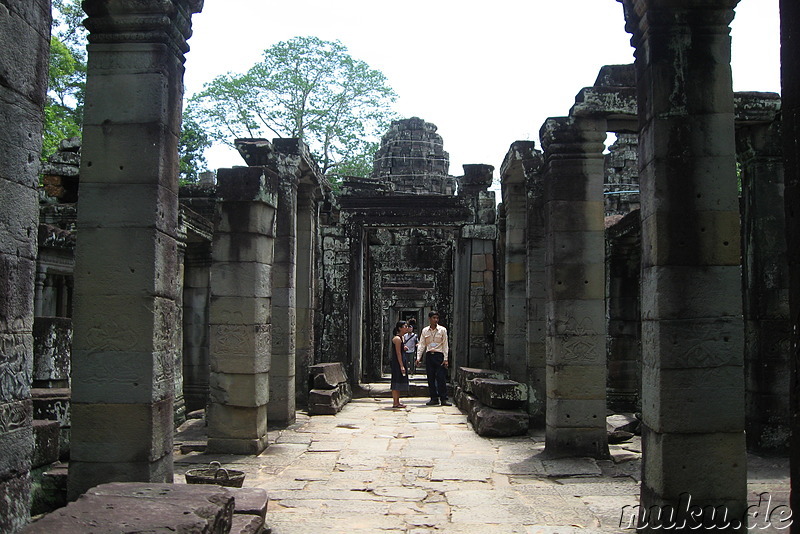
[182,242,211,412]
[207,167,277,454]
[69,0,203,498]
[622,0,745,528]
[780,0,800,523]
[0,1,49,528]
[269,164,298,426]
[295,184,320,407]
[540,116,609,459]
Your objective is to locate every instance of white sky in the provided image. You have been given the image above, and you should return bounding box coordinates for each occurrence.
[183,0,781,178]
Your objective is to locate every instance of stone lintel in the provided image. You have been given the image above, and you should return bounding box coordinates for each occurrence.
[570,86,637,119]
[734,91,782,125]
[216,166,279,207]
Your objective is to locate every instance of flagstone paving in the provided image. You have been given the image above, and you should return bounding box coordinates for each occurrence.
[174,396,790,533]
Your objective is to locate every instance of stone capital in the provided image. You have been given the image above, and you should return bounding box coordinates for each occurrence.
[539,117,607,160]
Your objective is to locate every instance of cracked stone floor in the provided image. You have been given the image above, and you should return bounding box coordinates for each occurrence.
[173,396,790,534]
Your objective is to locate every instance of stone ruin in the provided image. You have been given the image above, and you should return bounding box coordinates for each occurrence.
[2,1,800,532]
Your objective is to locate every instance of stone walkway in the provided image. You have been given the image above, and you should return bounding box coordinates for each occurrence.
[174,395,790,533]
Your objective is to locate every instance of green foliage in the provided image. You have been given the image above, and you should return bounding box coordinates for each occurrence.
[179,110,212,184]
[43,0,86,161]
[188,36,397,178]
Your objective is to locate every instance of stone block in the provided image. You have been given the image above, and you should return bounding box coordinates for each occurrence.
[217,166,279,206]
[31,462,68,516]
[209,296,271,326]
[209,372,269,407]
[308,385,351,415]
[209,323,271,372]
[25,482,235,534]
[641,365,744,434]
[641,209,741,266]
[546,230,605,266]
[545,263,605,300]
[212,232,275,263]
[0,331,33,403]
[71,294,179,354]
[231,513,264,534]
[71,349,174,404]
[546,298,605,336]
[470,378,528,409]
[75,227,178,300]
[546,398,606,429]
[78,183,179,234]
[33,317,72,384]
[0,181,38,259]
[230,487,269,520]
[0,472,32,534]
[80,123,177,190]
[544,426,609,459]
[206,403,268,441]
[70,399,172,463]
[0,255,35,332]
[641,317,743,369]
[456,367,507,393]
[473,406,529,437]
[32,420,60,469]
[641,427,746,504]
[546,201,605,232]
[308,362,348,389]
[546,364,606,399]
[210,261,272,299]
[206,435,269,455]
[546,334,606,366]
[0,399,33,474]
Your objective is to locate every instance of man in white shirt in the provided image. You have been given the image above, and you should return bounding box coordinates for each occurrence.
[416,311,450,406]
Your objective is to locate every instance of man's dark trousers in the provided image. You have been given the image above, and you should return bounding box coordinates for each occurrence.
[425,351,448,402]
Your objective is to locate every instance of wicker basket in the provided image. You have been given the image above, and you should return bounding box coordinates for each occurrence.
[185,461,245,488]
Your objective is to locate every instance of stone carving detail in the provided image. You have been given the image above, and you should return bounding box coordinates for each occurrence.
[560,337,599,362]
[0,400,31,433]
[213,325,247,354]
[0,334,32,402]
[85,320,138,352]
[553,316,597,336]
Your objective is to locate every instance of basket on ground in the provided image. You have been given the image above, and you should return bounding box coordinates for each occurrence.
[185,461,245,488]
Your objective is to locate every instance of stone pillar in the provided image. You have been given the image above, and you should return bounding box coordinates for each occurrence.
[540,116,608,459]
[736,102,788,452]
[182,242,211,412]
[622,1,746,527]
[269,169,298,426]
[295,184,319,407]
[458,165,497,369]
[780,0,800,523]
[173,240,186,426]
[207,167,278,454]
[605,213,641,412]
[526,154,547,425]
[69,0,202,498]
[0,1,49,529]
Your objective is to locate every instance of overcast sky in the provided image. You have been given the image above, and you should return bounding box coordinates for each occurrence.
[183,0,781,178]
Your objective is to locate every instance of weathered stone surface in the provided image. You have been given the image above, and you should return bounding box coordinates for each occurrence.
[308,362,348,389]
[24,482,235,533]
[472,405,529,437]
[308,384,351,416]
[470,378,528,410]
[31,388,70,426]
[230,487,269,520]
[0,473,32,533]
[457,367,507,394]
[230,513,263,534]
[31,420,59,469]
[32,317,72,384]
[606,413,639,435]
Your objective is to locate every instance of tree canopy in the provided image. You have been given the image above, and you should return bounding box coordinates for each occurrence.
[188,36,397,178]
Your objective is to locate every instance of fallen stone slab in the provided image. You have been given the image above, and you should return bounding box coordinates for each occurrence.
[456,367,508,393]
[308,385,351,415]
[472,405,529,437]
[470,378,528,410]
[231,513,263,534]
[230,487,269,520]
[23,482,234,534]
[308,362,348,390]
[606,413,640,435]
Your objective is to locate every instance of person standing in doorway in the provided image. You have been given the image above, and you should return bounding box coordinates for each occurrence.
[390,321,410,409]
[416,311,450,406]
[403,317,418,375]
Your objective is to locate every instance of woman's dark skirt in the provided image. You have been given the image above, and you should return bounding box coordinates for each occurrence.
[390,353,410,391]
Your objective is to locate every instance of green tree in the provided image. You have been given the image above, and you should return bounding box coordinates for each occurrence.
[43,0,87,160]
[188,36,397,179]
[179,110,212,184]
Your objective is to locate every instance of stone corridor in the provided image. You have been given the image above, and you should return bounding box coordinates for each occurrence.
[173,394,789,533]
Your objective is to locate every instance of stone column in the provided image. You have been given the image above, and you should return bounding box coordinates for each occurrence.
[0,1,49,529]
[269,169,298,426]
[207,167,278,454]
[780,0,800,522]
[182,242,211,412]
[540,116,608,459]
[736,100,788,452]
[69,0,202,498]
[526,154,547,425]
[622,0,746,527]
[295,184,319,407]
[173,240,186,426]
